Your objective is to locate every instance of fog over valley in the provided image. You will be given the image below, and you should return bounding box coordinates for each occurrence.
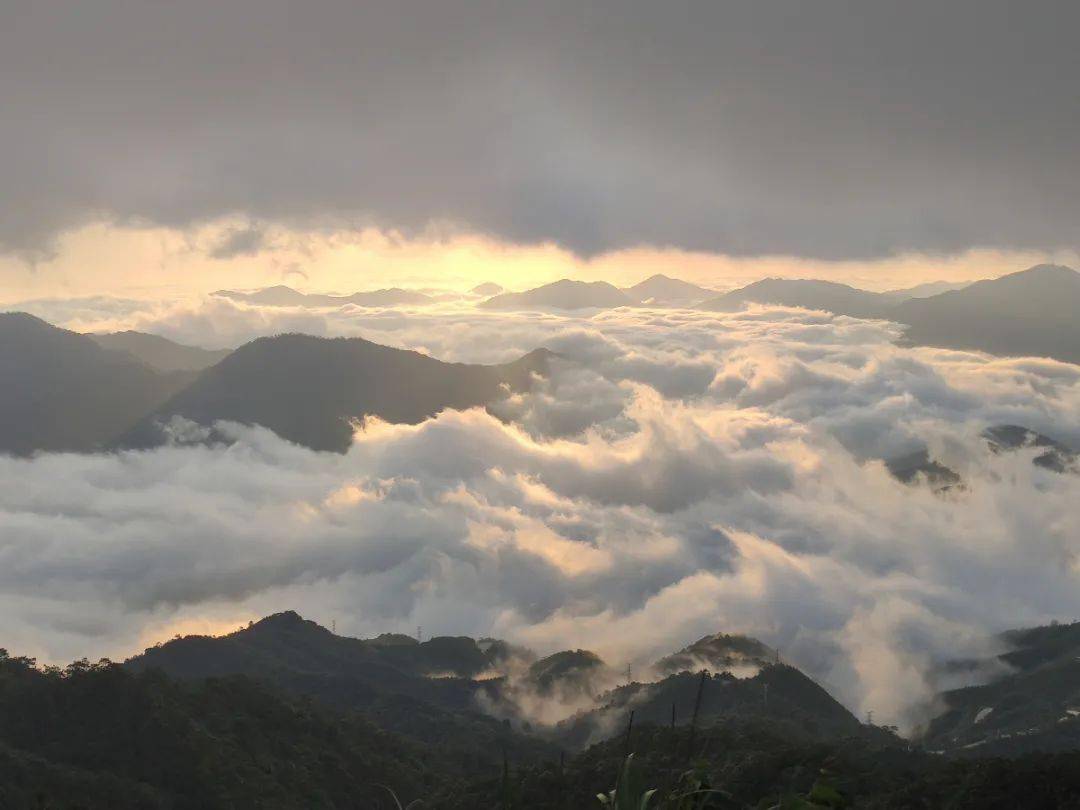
[3,274,1079,741]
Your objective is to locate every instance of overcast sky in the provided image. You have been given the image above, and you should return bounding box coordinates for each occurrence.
[3,0,1078,270]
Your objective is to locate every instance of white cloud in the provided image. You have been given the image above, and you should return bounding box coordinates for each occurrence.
[0,300,1078,733]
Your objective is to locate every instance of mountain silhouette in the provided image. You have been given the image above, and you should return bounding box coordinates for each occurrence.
[469,281,504,296]
[891,265,1080,363]
[622,274,716,305]
[214,285,432,307]
[881,279,972,301]
[699,278,889,319]
[117,333,552,452]
[0,313,193,456]
[698,265,1080,364]
[478,279,633,310]
[923,620,1080,755]
[89,330,230,372]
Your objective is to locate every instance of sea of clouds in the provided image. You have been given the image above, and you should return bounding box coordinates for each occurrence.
[2,296,1079,731]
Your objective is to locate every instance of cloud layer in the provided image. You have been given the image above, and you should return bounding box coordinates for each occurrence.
[3,1,1079,259]
[1,300,1079,732]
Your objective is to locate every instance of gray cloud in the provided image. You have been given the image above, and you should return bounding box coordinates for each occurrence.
[208,225,266,259]
[2,1,1078,258]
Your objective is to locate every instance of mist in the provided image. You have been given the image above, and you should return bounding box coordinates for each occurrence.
[2,300,1077,731]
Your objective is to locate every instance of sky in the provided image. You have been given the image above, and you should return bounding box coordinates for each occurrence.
[2,1,1079,298]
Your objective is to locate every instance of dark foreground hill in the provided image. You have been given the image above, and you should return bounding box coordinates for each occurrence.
[923,620,1080,756]
[0,313,193,455]
[117,334,551,452]
[7,614,1080,807]
[125,612,558,771]
[0,650,443,809]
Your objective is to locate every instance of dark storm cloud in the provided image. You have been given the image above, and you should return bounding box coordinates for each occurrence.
[2,0,1078,258]
[208,225,266,259]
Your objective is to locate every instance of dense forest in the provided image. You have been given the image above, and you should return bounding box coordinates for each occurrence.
[5,614,1080,808]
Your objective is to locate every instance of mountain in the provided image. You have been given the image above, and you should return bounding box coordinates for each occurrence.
[881,279,972,302]
[0,649,453,808]
[478,279,633,311]
[699,278,889,319]
[214,285,432,307]
[128,612,492,706]
[885,424,1077,491]
[0,313,193,456]
[923,620,1080,756]
[89,330,230,372]
[116,334,552,452]
[698,266,1080,364]
[526,650,610,701]
[653,632,777,677]
[622,274,716,305]
[17,640,1080,810]
[891,265,1080,363]
[984,425,1078,473]
[556,664,864,749]
[15,612,1080,807]
[469,281,504,296]
[125,612,557,770]
[885,448,963,491]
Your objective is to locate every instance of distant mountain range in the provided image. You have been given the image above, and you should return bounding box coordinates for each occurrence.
[891,265,1080,363]
[0,313,549,455]
[881,279,972,301]
[700,278,888,319]
[214,285,432,307]
[221,266,1080,364]
[89,330,230,372]
[699,264,1080,365]
[469,281,504,296]
[485,265,1080,363]
[478,279,634,310]
[621,273,717,305]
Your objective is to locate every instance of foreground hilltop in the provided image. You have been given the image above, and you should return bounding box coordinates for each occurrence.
[5,612,1080,807]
